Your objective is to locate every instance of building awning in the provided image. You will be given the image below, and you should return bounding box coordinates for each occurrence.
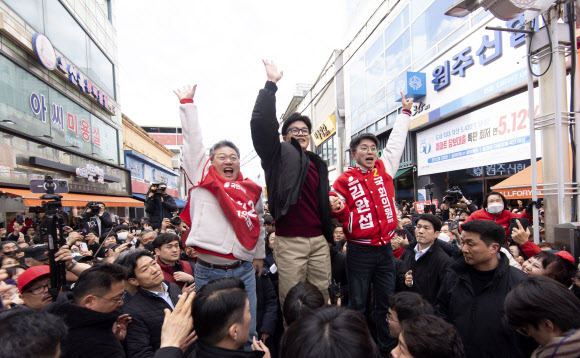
[394,167,412,179]
[491,161,547,199]
[133,193,187,209]
[0,188,144,207]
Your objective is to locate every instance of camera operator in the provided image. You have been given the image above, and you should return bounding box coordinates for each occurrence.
[145,183,177,230]
[82,202,113,237]
[439,187,478,221]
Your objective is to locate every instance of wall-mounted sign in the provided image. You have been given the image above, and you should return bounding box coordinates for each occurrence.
[153,169,169,184]
[31,33,113,113]
[395,71,427,102]
[313,115,336,147]
[32,33,57,71]
[76,164,104,184]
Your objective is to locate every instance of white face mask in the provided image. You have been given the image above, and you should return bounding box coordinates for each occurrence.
[117,232,128,241]
[487,202,504,214]
[438,233,451,242]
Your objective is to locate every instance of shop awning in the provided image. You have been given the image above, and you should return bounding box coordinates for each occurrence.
[394,167,412,179]
[133,193,187,209]
[491,161,542,199]
[0,188,144,207]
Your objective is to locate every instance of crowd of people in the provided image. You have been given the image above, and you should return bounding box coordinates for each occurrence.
[0,60,579,358]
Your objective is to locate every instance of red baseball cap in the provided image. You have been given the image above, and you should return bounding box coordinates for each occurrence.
[555,250,575,264]
[18,265,51,294]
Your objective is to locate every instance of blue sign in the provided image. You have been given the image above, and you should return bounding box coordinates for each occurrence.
[395,71,427,102]
[124,151,178,189]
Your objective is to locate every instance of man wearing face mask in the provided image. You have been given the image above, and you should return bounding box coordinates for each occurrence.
[462,191,534,239]
[114,224,131,244]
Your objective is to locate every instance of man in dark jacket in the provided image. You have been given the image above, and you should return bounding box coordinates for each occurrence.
[44,263,130,358]
[119,249,183,358]
[251,59,343,307]
[400,214,453,305]
[152,233,195,290]
[145,184,178,230]
[436,220,536,358]
[82,202,113,237]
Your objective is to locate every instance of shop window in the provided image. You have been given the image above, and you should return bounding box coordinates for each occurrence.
[384,5,409,46]
[365,53,385,98]
[365,34,384,68]
[411,0,466,60]
[4,0,44,32]
[315,134,337,167]
[385,28,411,82]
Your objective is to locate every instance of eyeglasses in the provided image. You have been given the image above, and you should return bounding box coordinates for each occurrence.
[26,283,50,295]
[214,155,239,162]
[386,312,398,323]
[358,146,378,153]
[516,327,530,336]
[95,292,126,304]
[287,127,310,135]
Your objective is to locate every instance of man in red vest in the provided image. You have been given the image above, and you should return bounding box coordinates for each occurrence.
[332,92,413,356]
[152,233,195,291]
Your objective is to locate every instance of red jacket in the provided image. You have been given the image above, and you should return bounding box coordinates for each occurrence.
[157,258,194,289]
[332,160,398,246]
[462,209,532,239]
[519,241,541,258]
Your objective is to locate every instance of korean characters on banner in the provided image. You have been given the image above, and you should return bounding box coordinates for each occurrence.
[76,163,105,184]
[414,200,439,214]
[432,14,537,91]
[417,91,542,176]
[29,91,101,149]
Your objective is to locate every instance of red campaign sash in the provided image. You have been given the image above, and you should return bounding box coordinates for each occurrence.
[180,164,262,251]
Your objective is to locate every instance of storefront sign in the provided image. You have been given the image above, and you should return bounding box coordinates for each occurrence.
[124,151,178,194]
[417,91,542,176]
[414,199,439,214]
[313,115,336,147]
[153,169,169,184]
[76,164,105,184]
[395,71,426,102]
[31,33,112,113]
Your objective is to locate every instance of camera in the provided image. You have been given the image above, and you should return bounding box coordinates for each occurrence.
[89,204,101,215]
[327,281,344,305]
[444,186,463,204]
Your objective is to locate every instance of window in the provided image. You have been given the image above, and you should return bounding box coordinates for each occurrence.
[385,28,411,82]
[366,98,386,125]
[411,0,466,60]
[365,34,384,67]
[384,5,409,46]
[88,40,115,97]
[4,0,44,32]
[316,134,337,167]
[365,53,385,98]
[96,0,112,21]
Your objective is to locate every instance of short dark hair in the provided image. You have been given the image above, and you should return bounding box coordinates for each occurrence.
[349,133,379,152]
[0,241,17,250]
[0,309,67,358]
[280,306,379,358]
[73,263,128,304]
[193,277,247,345]
[263,214,274,225]
[283,282,325,326]
[281,113,312,136]
[114,224,130,232]
[505,276,580,332]
[417,214,442,232]
[209,140,240,158]
[460,220,505,246]
[152,233,180,250]
[389,292,434,322]
[113,249,154,279]
[100,232,117,241]
[401,314,465,358]
[532,251,579,287]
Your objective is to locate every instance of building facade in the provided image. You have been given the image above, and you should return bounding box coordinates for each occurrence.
[0,0,141,225]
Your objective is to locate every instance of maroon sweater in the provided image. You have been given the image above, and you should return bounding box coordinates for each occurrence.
[275,161,323,238]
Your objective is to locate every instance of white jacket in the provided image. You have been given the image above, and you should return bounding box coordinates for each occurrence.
[180,103,265,261]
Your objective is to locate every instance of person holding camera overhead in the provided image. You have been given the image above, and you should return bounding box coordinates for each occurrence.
[82,202,113,237]
[145,183,177,231]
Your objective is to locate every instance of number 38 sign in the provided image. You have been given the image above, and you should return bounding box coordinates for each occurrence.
[417,91,542,176]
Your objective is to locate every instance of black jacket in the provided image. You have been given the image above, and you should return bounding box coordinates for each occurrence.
[122,282,182,358]
[44,300,125,358]
[400,240,453,304]
[145,194,178,229]
[250,81,333,243]
[436,253,536,358]
[256,271,278,337]
[393,257,409,293]
[154,342,265,358]
[82,211,113,237]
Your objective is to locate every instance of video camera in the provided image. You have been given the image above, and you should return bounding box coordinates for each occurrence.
[444,186,463,204]
[86,202,102,215]
[150,183,166,199]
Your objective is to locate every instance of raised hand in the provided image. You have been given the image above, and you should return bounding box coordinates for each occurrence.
[113,314,132,341]
[400,91,413,111]
[160,291,196,349]
[405,270,413,287]
[262,59,283,83]
[173,84,197,101]
[511,220,530,246]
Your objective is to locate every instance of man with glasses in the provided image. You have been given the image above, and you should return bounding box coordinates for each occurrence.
[175,84,266,347]
[146,183,178,231]
[250,60,345,309]
[45,263,131,358]
[17,265,53,310]
[330,92,413,355]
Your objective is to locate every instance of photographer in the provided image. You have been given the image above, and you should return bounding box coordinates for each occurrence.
[145,184,177,230]
[440,187,478,221]
[82,202,113,237]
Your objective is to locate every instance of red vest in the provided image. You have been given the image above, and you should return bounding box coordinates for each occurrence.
[157,258,194,289]
[333,160,397,246]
